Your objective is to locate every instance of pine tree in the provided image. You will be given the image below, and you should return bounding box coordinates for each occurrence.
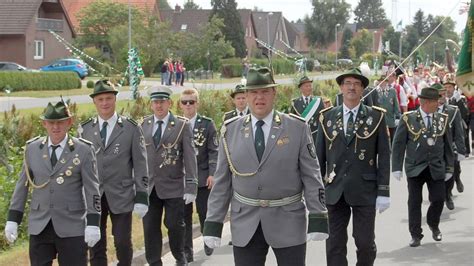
[340,27,353,59]
[210,0,246,57]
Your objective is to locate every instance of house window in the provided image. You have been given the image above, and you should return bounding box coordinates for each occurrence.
[181,24,187,31]
[34,40,44,60]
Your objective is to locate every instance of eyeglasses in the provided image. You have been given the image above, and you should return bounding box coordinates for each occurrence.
[180,100,196,105]
[342,81,363,88]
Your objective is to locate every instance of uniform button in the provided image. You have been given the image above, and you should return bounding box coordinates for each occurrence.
[344,173,347,177]
[258,186,262,190]
[345,160,348,163]
[346,147,349,150]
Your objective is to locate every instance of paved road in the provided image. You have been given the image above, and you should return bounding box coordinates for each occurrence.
[0,73,340,112]
[159,157,474,266]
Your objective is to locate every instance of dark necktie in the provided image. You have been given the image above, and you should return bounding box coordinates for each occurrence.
[255,120,265,162]
[305,97,309,106]
[426,115,432,132]
[153,121,163,148]
[51,145,60,167]
[346,111,354,141]
[100,121,108,145]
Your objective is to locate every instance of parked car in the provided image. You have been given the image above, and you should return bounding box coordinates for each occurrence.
[336,58,354,67]
[40,58,88,79]
[295,58,321,72]
[0,62,30,71]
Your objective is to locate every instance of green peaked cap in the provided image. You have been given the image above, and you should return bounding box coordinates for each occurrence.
[245,67,279,90]
[336,68,369,88]
[89,79,118,98]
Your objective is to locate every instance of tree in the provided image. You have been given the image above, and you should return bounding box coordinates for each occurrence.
[304,0,350,48]
[184,0,200,10]
[159,0,171,10]
[340,27,353,59]
[412,9,427,37]
[76,0,142,61]
[353,0,390,29]
[350,29,373,58]
[210,0,246,57]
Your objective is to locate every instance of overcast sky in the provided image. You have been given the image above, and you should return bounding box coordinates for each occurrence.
[168,0,468,34]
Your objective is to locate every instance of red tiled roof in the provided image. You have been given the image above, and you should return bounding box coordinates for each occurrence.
[62,0,158,30]
[0,0,42,34]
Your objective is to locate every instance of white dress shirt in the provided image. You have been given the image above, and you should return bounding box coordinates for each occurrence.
[153,112,170,137]
[188,114,197,128]
[419,108,433,128]
[251,111,274,145]
[98,112,118,146]
[342,103,360,135]
[48,135,68,159]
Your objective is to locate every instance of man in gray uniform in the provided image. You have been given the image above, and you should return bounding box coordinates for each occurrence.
[80,80,149,266]
[142,85,198,266]
[376,75,401,143]
[316,68,391,266]
[179,88,219,261]
[289,76,324,142]
[392,87,454,247]
[4,100,101,265]
[223,84,249,121]
[432,83,465,210]
[203,67,329,266]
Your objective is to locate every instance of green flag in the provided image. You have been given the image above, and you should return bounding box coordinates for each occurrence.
[456,0,474,97]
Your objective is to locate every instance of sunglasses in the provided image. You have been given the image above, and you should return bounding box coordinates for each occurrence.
[180,100,196,105]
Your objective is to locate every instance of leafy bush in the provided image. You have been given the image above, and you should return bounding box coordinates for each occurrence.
[219,58,296,78]
[0,72,81,91]
[86,80,95,88]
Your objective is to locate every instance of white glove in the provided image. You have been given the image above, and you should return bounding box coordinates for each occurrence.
[453,90,461,101]
[306,232,329,241]
[133,203,148,219]
[4,221,18,244]
[376,196,390,213]
[84,226,101,247]
[203,236,221,249]
[444,173,453,181]
[392,171,403,181]
[183,193,196,205]
[394,119,400,127]
[457,154,466,161]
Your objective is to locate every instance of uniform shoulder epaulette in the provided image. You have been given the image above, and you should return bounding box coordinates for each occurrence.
[320,106,333,114]
[200,115,212,121]
[439,112,449,117]
[289,113,305,122]
[223,110,235,116]
[78,138,93,145]
[126,117,138,126]
[448,104,459,110]
[26,136,41,144]
[176,115,189,121]
[372,106,387,113]
[224,115,240,125]
[80,117,93,126]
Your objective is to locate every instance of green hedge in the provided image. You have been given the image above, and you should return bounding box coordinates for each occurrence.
[220,58,296,78]
[0,72,81,91]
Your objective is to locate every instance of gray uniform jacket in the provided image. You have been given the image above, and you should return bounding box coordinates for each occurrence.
[204,112,328,249]
[8,136,101,237]
[376,88,401,128]
[392,109,455,180]
[142,113,198,199]
[316,105,391,206]
[80,116,149,213]
[193,114,218,187]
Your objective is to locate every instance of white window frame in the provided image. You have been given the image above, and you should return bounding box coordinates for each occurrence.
[180,24,187,31]
[34,40,44,60]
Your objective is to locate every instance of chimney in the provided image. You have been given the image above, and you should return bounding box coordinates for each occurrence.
[175,4,181,13]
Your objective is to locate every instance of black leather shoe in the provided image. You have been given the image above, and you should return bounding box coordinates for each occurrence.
[185,254,193,263]
[456,180,464,193]
[430,227,442,241]
[204,244,214,256]
[446,197,455,210]
[409,237,421,247]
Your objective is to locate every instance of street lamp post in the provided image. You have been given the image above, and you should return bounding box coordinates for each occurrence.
[399,33,403,59]
[373,30,378,74]
[266,12,273,59]
[433,41,437,63]
[335,23,340,69]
